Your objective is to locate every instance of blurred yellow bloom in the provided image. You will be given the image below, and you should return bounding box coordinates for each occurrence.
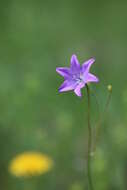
[107,84,112,92]
[9,152,53,177]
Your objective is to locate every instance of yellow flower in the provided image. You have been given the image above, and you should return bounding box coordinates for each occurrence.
[107,84,112,92]
[9,152,53,177]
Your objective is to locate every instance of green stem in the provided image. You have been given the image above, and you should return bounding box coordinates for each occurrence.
[86,84,94,190]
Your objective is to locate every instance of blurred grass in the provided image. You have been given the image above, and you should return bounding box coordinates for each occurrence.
[0,0,127,189]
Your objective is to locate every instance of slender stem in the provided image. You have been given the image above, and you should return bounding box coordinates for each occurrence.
[86,84,94,190]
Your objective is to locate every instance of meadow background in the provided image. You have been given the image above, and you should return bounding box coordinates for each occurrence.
[0,0,127,189]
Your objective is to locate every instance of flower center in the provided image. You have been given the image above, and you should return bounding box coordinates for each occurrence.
[72,73,84,84]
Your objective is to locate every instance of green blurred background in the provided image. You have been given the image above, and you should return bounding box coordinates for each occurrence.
[0,0,127,189]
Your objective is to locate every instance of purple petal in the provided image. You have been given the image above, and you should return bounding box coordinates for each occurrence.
[70,54,80,73]
[58,80,76,92]
[82,58,95,74]
[56,67,71,79]
[86,73,99,83]
[74,82,85,97]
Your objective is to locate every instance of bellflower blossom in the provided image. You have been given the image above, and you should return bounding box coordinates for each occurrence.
[56,54,99,97]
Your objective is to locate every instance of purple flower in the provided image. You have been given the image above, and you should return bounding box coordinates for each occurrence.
[56,54,99,97]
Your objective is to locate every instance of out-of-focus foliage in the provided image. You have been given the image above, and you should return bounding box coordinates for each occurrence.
[0,0,127,189]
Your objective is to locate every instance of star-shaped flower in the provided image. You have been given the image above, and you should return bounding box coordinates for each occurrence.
[56,54,99,97]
